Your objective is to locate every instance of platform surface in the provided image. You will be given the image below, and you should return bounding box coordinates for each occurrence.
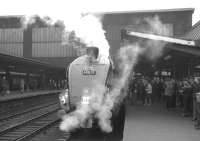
[0,89,62,102]
[123,103,200,141]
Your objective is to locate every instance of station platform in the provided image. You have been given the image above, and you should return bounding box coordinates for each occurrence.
[0,89,63,102]
[123,103,200,141]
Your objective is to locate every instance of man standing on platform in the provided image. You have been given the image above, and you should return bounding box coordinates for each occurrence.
[164,77,175,110]
[20,78,25,93]
[182,79,192,117]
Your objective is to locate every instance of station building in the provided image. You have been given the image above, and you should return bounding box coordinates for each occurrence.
[0,8,198,79]
[102,8,194,56]
[0,16,77,68]
[101,8,198,78]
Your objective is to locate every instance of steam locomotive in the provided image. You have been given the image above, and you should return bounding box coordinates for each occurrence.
[58,46,125,131]
[59,46,113,112]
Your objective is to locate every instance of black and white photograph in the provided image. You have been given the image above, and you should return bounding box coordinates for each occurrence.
[0,0,200,141]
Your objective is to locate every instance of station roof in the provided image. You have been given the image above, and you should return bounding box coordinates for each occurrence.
[93,8,194,15]
[184,20,200,41]
[124,29,200,56]
[0,53,65,73]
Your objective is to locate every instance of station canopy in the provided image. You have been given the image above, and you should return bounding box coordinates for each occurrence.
[122,22,200,76]
[0,53,65,75]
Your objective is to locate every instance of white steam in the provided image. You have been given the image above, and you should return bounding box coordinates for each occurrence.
[127,15,172,60]
[23,14,109,58]
[59,15,170,133]
[72,14,110,58]
[144,16,171,60]
[60,83,114,132]
[59,44,141,133]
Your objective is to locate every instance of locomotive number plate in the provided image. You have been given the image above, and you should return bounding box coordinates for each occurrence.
[82,67,96,75]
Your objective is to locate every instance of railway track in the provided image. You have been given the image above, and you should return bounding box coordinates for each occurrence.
[0,102,59,132]
[29,123,71,141]
[0,102,58,123]
[0,109,59,141]
[0,100,58,121]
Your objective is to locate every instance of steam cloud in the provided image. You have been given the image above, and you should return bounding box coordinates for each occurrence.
[22,14,109,58]
[71,14,110,58]
[57,15,171,133]
[127,15,172,60]
[16,9,172,134]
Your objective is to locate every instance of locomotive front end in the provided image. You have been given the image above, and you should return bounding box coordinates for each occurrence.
[59,89,70,113]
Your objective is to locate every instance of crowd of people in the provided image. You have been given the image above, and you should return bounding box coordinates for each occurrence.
[0,76,67,96]
[127,75,200,129]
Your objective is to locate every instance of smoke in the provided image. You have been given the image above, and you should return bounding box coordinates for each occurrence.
[127,15,172,60]
[70,14,110,58]
[22,14,109,58]
[20,13,112,132]
[95,44,141,131]
[143,16,171,60]
[110,44,141,102]
[60,83,114,132]
[97,15,171,131]
[59,15,170,133]
[59,44,141,133]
